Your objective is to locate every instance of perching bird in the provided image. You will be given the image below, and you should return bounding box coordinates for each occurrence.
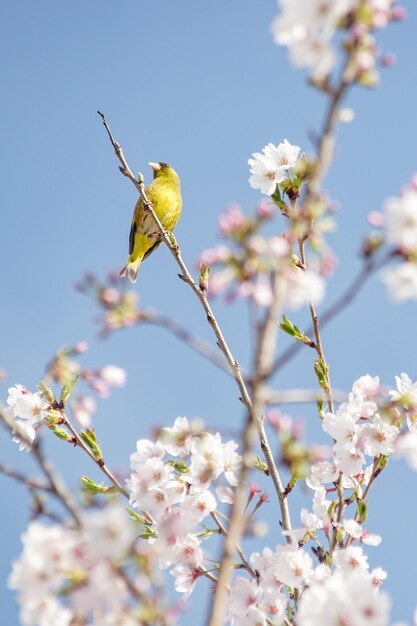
[119,162,182,283]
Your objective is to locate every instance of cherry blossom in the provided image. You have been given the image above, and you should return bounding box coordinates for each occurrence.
[296,570,391,626]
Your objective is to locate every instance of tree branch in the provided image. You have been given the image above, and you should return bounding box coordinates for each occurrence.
[99,112,293,626]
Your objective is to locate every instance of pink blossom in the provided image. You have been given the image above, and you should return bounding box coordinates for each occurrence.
[218,204,247,236]
[99,365,127,388]
[100,287,121,306]
[360,414,399,456]
[333,546,369,574]
[296,570,391,626]
[70,395,96,428]
[159,417,192,457]
[73,340,89,354]
[170,565,200,600]
[368,211,385,227]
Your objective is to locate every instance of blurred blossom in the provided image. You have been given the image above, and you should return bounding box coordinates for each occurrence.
[76,272,142,335]
[218,203,247,236]
[384,189,417,253]
[207,267,235,297]
[338,107,355,123]
[70,394,97,428]
[395,432,417,471]
[200,245,232,265]
[100,287,121,306]
[320,248,339,278]
[99,365,127,388]
[382,263,417,303]
[268,236,290,259]
[256,201,275,219]
[390,5,407,21]
[9,503,148,625]
[368,211,384,227]
[380,52,397,66]
[267,409,293,433]
[46,348,80,385]
[271,0,401,83]
[278,267,325,310]
[73,340,89,354]
[296,570,390,626]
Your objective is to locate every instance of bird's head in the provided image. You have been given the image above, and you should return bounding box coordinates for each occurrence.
[148,162,180,184]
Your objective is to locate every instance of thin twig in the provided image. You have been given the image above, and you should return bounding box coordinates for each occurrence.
[98,112,288,506]
[0,406,81,525]
[60,410,130,499]
[210,512,256,577]
[271,253,390,376]
[299,238,334,413]
[99,112,292,626]
[141,311,231,374]
[329,477,345,555]
[0,463,52,492]
[98,112,251,408]
[31,441,82,525]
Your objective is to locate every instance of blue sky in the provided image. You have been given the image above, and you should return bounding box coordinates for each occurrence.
[1,1,417,624]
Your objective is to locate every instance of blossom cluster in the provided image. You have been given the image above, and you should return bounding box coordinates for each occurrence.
[6,353,126,449]
[226,372,417,626]
[45,342,126,425]
[201,201,326,309]
[126,417,241,599]
[271,0,405,83]
[75,272,142,336]
[8,371,417,626]
[8,502,172,626]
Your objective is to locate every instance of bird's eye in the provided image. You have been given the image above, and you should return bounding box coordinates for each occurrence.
[159,162,169,169]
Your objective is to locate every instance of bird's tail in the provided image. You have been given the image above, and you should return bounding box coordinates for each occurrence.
[118,257,142,283]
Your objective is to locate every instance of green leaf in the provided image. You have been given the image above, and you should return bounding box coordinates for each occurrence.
[80,428,102,461]
[316,397,325,419]
[126,508,147,525]
[198,262,211,292]
[49,424,72,441]
[80,475,113,495]
[166,459,190,474]
[278,315,315,347]
[60,376,78,407]
[357,498,368,523]
[139,526,158,540]
[271,185,287,211]
[37,380,55,405]
[314,357,330,391]
[253,455,268,474]
[197,526,220,539]
[327,500,337,520]
[168,231,178,248]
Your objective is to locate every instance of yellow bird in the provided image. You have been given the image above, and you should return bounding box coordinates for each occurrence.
[119,162,182,283]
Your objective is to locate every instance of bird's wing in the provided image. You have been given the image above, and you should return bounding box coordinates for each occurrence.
[128,219,137,256]
[143,240,162,261]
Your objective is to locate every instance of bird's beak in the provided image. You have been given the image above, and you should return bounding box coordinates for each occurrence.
[148,162,161,171]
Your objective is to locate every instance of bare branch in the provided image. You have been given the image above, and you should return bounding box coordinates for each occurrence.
[99,113,293,626]
[141,310,231,374]
[0,462,52,492]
